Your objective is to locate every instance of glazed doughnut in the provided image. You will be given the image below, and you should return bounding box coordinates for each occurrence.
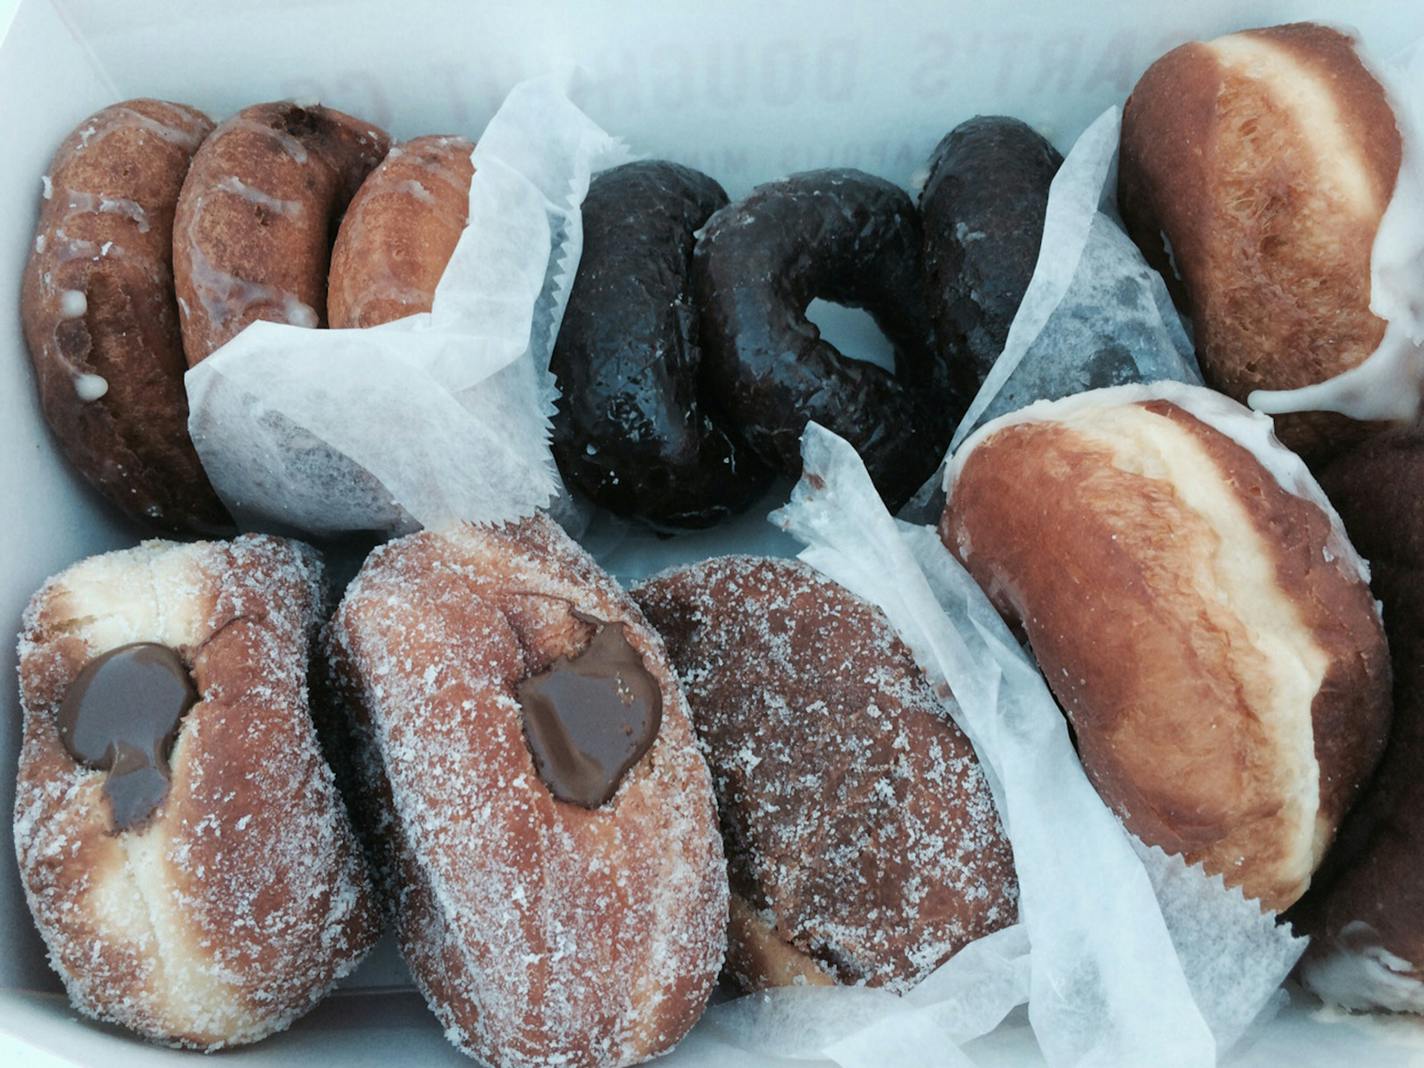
[1299,431,1424,1011]
[920,116,1062,409]
[20,100,229,534]
[1118,22,1403,457]
[943,383,1391,911]
[632,556,1016,992]
[327,134,474,328]
[324,515,726,1067]
[173,102,390,362]
[13,535,378,1049]
[551,161,772,529]
[693,169,946,507]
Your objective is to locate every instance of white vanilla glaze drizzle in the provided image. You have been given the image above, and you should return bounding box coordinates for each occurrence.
[215,175,303,217]
[62,189,150,233]
[73,373,109,401]
[229,117,309,165]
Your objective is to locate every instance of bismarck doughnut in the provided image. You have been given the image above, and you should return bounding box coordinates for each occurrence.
[324,515,726,1067]
[13,535,378,1049]
[174,102,390,362]
[632,556,1016,992]
[551,161,772,529]
[328,134,474,328]
[693,169,947,507]
[1299,432,1424,1011]
[943,383,1391,911]
[1119,23,1403,458]
[20,100,229,534]
[920,116,1062,409]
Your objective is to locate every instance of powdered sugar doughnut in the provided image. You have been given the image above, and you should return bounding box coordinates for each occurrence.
[325,515,726,1068]
[632,555,1016,992]
[13,535,378,1049]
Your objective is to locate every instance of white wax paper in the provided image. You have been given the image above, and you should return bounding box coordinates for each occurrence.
[185,77,631,535]
[755,423,1304,1068]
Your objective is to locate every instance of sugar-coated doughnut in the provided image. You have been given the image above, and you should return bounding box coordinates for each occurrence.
[633,556,1016,992]
[327,134,474,328]
[173,102,389,362]
[324,515,726,1068]
[693,168,946,508]
[1299,432,1424,1011]
[551,161,772,529]
[13,535,378,1049]
[20,100,229,534]
[943,383,1391,910]
[1119,22,1404,457]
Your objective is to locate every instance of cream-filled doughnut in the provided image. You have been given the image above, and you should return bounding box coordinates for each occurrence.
[324,514,726,1068]
[943,383,1391,910]
[13,535,378,1049]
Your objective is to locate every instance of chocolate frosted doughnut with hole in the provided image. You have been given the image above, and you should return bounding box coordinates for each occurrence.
[632,555,1016,992]
[1118,22,1404,458]
[13,535,378,1049]
[324,514,726,1068]
[328,134,474,328]
[1299,431,1424,1011]
[920,116,1063,409]
[20,99,229,534]
[551,161,772,528]
[693,168,946,507]
[173,102,390,362]
[943,383,1391,911]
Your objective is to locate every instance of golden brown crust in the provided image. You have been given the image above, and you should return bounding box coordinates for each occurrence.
[328,134,473,328]
[173,102,390,363]
[633,556,1016,992]
[1118,22,1402,458]
[20,100,229,534]
[943,398,1390,910]
[1302,432,1424,998]
[325,515,726,1068]
[13,536,378,1049]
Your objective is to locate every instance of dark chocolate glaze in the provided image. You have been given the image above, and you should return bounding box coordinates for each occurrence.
[920,117,1063,409]
[551,161,772,529]
[58,642,197,830]
[692,169,945,509]
[517,618,663,809]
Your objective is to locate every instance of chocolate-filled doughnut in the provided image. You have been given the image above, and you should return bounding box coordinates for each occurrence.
[14,535,378,1049]
[693,169,946,507]
[327,134,474,328]
[1118,22,1404,458]
[174,102,390,362]
[324,515,726,1067]
[633,556,1016,992]
[920,116,1062,409]
[20,100,229,534]
[944,383,1391,911]
[552,161,773,528]
[1300,432,1424,1010]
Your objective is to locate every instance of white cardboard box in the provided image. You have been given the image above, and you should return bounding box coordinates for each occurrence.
[4,1,1424,1064]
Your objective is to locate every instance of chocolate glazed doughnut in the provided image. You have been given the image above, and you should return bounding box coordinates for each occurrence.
[174,102,390,363]
[693,169,946,508]
[20,100,229,534]
[552,161,772,528]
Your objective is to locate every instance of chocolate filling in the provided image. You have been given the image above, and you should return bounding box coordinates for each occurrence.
[58,642,197,831]
[517,617,662,809]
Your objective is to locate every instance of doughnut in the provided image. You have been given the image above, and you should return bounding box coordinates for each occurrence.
[324,515,726,1067]
[551,161,773,529]
[942,383,1391,911]
[13,535,378,1049]
[20,100,229,534]
[692,168,947,507]
[327,134,474,328]
[920,116,1062,409]
[1299,431,1424,1010]
[1118,22,1404,458]
[632,556,1016,992]
[173,102,390,363]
